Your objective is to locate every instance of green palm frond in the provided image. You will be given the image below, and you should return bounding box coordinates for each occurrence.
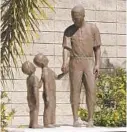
[1,0,54,87]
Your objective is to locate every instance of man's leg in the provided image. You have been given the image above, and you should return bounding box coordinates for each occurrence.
[83,71,96,127]
[69,70,83,127]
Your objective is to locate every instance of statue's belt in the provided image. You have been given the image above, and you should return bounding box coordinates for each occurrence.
[70,56,94,60]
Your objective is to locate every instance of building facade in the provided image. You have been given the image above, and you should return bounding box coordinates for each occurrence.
[4,0,126,126]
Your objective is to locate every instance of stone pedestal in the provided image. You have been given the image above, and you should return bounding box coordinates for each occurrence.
[6,126,126,132]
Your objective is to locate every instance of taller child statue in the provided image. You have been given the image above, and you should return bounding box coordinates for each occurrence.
[61,5,102,127]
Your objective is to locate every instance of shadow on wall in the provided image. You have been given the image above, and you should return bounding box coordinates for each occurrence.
[101,49,114,71]
[101,49,126,72]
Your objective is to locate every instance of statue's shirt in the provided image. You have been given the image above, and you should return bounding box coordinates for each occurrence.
[63,23,102,71]
[63,23,102,57]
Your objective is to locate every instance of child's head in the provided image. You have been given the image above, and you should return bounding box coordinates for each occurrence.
[22,61,36,75]
[33,53,49,68]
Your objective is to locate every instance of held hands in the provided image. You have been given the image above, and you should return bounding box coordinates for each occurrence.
[93,65,100,78]
[57,73,65,79]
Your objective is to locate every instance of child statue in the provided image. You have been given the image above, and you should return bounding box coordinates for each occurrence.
[33,53,65,128]
[22,61,42,128]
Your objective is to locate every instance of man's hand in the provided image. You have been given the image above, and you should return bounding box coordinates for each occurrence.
[61,64,69,73]
[93,65,100,78]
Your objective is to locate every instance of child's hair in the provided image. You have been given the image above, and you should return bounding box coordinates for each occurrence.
[22,61,36,75]
[33,53,49,67]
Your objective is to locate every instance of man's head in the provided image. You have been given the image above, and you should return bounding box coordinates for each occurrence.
[33,53,49,68]
[71,5,85,28]
[22,61,36,75]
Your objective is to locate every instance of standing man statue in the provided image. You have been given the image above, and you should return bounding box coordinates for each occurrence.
[61,5,101,127]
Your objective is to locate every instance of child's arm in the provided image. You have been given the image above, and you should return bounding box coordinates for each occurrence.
[34,75,42,89]
[42,67,49,102]
[57,72,68,80]
[32,76,40,108]
[51,69,68,80]
[38,79,42,89]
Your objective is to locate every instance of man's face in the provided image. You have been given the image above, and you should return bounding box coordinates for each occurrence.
[72,12,84,27]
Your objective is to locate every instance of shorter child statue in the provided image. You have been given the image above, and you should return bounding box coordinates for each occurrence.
[22,61,42,128]
[33,53,65,128]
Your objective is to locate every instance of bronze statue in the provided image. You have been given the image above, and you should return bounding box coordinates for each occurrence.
[61,5,101,127]
[33,53,65,128]
[22,61,42,128]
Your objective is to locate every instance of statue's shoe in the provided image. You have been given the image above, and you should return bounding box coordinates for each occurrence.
[86,120,94,127]
[75,118,88,127]
[83,121,88,126]
[29,125,40,128]
[73,121,82,127]
[52,124,61,127]
[44,124,55,128]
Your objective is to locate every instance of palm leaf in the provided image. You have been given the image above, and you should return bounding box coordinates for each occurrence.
[1,0,54,88]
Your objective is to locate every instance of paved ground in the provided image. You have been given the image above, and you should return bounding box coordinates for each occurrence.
[6,126,126,132]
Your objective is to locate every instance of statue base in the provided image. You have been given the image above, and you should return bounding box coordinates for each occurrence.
[6,126,126,132]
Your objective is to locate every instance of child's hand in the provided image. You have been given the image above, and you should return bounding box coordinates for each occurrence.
[57,73,67,80]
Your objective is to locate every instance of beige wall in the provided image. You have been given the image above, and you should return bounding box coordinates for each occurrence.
[4,0,126,126]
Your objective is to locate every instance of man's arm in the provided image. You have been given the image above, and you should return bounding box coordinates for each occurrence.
[61,33,71,73]
[93,46,101,67]
[61,48,70,73]
[93,24,102,78]
[93,46,101,78]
